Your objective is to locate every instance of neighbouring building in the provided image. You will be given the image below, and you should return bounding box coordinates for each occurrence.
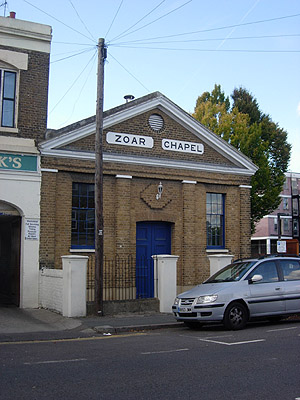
[39,92,258,307]
[0,13,51,307]
[252,172,300,256]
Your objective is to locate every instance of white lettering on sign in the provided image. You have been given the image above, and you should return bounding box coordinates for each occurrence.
[106,132,153,148]
[25,219,39,240]
[162,139,204,154]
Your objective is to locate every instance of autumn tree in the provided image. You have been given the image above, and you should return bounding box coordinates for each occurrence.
[193,84,291,231]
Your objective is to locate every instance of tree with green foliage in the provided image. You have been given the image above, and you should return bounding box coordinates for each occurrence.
[193,84,291,231]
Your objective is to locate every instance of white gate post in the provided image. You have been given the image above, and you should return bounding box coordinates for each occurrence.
[61,255,88,317]
[152,255,179,313]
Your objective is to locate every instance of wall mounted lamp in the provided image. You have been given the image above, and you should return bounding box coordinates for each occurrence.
[156,182,163,200]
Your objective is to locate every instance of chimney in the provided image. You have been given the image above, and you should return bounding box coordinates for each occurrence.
[124,95,135,103]
[9,11,16,19]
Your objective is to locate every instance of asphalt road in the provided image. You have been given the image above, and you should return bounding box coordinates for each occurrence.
[1,320,300,400]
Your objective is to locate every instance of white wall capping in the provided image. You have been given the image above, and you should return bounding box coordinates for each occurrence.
[116,175,132,179]
[41,168,58,173]
[182,180,197,184]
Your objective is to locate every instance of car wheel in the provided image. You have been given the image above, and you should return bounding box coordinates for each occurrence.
[184,321,203,329]
[223,302,248,330]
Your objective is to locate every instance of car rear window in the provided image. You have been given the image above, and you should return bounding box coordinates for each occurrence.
[280,260,300,281]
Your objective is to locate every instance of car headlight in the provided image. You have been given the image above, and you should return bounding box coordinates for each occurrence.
[196,295,218,304]
[174,297,180,306]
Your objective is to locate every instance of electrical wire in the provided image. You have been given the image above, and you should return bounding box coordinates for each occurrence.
[22,0,96,43]
[68,0,96,42]
[105,0,124,39]
[111,45,300,53]
[111,33,300,47]
[51,46,95,58]
[57,50,98,127]
[49,48,97,114]
[111,12,300,45]
[50,47,96,64]
[53,41,94,46]
[109,52,151,92]
[108,0,167,43]
[109,0,193,44]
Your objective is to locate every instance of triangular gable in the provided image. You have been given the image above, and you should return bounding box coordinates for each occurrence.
[40,92,258,176]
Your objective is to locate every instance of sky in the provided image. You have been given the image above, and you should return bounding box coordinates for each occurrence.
[3,0,300,171]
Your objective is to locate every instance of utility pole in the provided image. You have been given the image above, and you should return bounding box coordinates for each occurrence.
[95,38,106,315]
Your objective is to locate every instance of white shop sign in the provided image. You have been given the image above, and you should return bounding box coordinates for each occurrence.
[106,132,153,148]
[162,139,204,154]
[25,219,39,240]
[277,240,286,253]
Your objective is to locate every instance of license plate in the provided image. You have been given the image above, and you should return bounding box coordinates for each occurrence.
[178,307,192,313]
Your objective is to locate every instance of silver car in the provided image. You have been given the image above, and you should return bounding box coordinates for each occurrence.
[173,255,300,330]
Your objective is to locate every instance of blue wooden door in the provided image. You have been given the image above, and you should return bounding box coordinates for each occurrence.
[136,222,171,298]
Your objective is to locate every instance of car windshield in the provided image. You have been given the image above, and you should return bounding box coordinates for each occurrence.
[204,261,256,283]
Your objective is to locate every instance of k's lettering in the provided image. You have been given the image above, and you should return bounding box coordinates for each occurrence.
[0,156,22,169]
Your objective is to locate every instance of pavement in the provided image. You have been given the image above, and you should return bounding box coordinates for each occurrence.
[0,305,182,342]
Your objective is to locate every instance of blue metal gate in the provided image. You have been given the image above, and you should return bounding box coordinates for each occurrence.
[136,222,171,298]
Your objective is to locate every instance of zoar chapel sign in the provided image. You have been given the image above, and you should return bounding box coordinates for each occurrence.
[106,132,204,155]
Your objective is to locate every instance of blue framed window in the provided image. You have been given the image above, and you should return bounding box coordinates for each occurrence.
[206,193,225,248]
[1,70,17,128]
[71,183,95,249]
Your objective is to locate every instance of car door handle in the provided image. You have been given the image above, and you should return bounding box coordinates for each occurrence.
[275,287,281,291]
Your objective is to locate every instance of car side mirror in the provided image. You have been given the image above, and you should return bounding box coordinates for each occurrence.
[249,274,263,284]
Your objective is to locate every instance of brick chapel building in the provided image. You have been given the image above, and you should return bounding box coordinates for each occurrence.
[39,92,257,303]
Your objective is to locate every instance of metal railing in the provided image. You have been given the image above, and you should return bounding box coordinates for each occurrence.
[87,254,155,302]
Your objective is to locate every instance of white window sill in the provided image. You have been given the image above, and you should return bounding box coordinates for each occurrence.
[0,127,18,134]
[206,249,229,254]
[69,249,95,253]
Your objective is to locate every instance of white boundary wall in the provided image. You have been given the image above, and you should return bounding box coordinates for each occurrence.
[39,268,63,313]
[39,256,88,317]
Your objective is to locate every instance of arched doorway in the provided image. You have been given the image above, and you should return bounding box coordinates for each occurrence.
[0,203,21,306]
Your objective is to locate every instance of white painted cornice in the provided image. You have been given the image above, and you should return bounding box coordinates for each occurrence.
[40,148,255,176]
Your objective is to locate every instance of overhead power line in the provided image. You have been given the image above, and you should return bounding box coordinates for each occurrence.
[109,0,167,43]
[111,33,300,47]
[49,48,97,114]
[105,0,124,39]
[109,52,151,92]
[109,0,193,44]
[57,50,97,128]
[111,12,300,45]
[68,0,96,42]
[22,0,96,43]
[112,45,300,53]
[50,47,96,64]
